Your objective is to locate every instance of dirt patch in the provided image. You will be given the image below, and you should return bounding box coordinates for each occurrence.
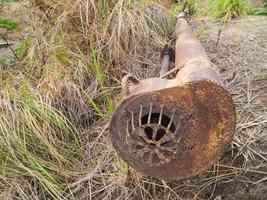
[0,1,266,198]
[0,2,29,61]
[191,16,267,200]
[83,15,267,200]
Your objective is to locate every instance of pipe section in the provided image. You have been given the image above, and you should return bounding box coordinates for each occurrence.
[110,16,236,180]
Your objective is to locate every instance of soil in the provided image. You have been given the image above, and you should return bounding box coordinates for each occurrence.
[1,1,266,199]
[0,2,29,61]
[193,16,267,200]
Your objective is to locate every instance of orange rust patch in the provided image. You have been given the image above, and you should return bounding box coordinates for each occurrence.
[110,80,235,180]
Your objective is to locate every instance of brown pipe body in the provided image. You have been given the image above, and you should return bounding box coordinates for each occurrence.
[110,18,236,180]
[125,18,223,96]
[174,18,223,85]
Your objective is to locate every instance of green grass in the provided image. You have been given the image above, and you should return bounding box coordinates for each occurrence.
[169,0,197,16]
[82,89,105,119]
[251,7,267,15]
[89,41,114,116]
[210,0,250,21]
[0,94,84,199]
[15,40,27,58]
[1,0,267,199]
[188,0,198,15]
[262,0,267,7]
[250,0,267,16]
[0,19,19,30]
[0,0,22,2]
[0,39,31,68]
[0,0,178,199]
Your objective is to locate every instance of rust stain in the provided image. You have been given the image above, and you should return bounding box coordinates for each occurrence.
[109,17,236,180]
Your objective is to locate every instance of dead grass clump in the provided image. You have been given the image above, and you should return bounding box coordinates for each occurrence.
[1,0,176,199]
[24,0,174,110]
[2,0,266,199]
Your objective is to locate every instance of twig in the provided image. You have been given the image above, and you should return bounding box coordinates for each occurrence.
[216,29,222,46]
[0,33,19,60]
[182,0,189,12]
[217,164,267,175]
[253,176,267,185]
[0,41,15,46]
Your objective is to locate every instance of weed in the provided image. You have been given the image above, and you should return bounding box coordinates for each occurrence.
[82,89,105,119]
[188,0,197,15]
[169,0,197,16]
[0,1,172,197]
[210,0,250,21]
[55,44,69,64]
[15,40,26,59]
[251,7,267,15]
[0,19,18,30]
[2,0,266,199]
[250,0,267,15]
[89,42,114,115]
[0,95,84,199]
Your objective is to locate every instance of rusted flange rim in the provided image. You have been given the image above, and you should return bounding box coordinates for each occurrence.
[110,80,236,180]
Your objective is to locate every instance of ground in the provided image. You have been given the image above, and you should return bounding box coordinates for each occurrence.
[194,15,267,200]
[0,2,29,61]
[0,1,266,200]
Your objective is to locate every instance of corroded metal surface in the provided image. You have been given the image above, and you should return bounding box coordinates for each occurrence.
[110,15,236,180]
[110,81,235,180]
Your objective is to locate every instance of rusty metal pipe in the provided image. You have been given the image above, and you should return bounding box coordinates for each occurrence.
[110,16,236,180]
[174,18,223,85]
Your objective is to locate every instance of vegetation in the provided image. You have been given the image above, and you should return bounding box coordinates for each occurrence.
[188,0,197,15]
[0,95,84,199]
[0,19,18,30]
[251,0,267,15]
[252,7,267,15]
[1,0,267,199]
[0,0,175,198]
[210,0,250,21]
[0,0,22,3]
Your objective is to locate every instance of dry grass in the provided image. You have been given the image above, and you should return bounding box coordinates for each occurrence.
[0,0,176,199]
[0,0,267,199]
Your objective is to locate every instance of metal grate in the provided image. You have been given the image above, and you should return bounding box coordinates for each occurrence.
[121,94,196,166]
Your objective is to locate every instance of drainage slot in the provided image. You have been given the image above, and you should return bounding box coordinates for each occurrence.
[141,113,160,125]
[141,113,176,133]
[144,126,153,140]
[156,129,166,141]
